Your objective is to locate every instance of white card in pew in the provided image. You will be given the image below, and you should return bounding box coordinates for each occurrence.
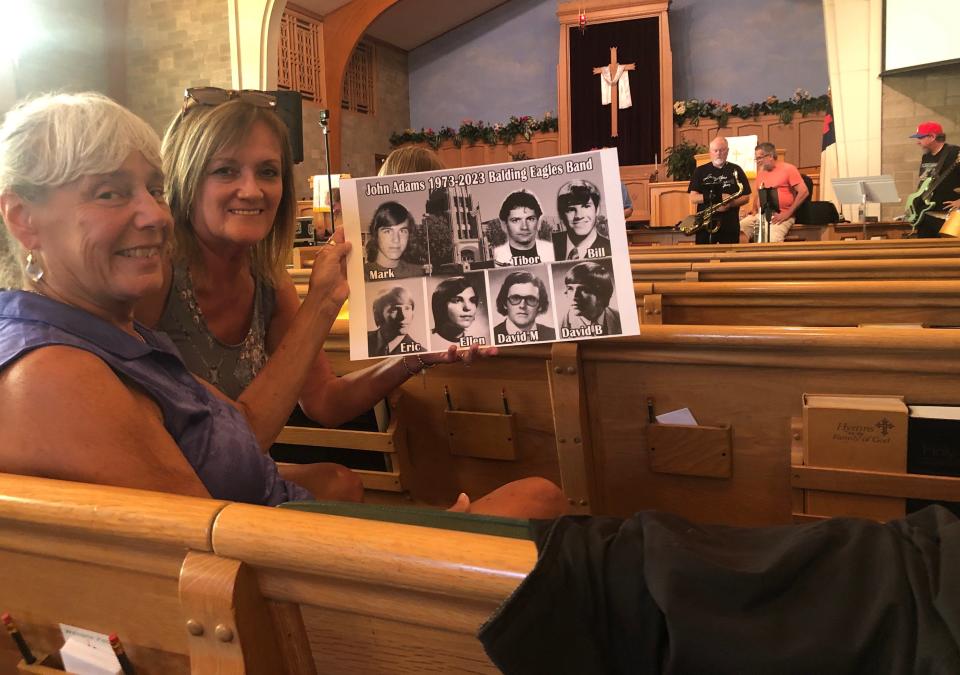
[655,408,699,426]
[340,148,639,360]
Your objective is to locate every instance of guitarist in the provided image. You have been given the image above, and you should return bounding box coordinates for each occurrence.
[909,121,960,238]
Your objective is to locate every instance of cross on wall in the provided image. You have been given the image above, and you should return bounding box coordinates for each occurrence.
[593,46,635,138]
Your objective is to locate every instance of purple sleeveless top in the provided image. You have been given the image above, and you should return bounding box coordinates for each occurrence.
[0,290,312,506]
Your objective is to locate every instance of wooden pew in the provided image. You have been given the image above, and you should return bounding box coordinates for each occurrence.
[633,257,960,283]
[0,475,227,672]
[320,318,960,523]
[629,239,960,264]
[669,257,960,283]
[0,473,532,674]
[637,280,960,326]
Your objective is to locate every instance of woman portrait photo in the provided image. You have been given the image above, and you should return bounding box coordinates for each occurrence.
[363,201,425,281]
[429,273,489,350]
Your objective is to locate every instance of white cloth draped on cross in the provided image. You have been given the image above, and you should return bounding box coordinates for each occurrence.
[600,65,632,109]
[592,47,635,137]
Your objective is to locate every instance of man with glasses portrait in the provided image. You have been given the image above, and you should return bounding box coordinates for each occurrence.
[738,142,808,243]
[493,271,555,344]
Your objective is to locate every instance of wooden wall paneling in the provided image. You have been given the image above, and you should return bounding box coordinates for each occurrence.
[677,127,707,147]
[767,123,797,167]
[798,118,825,169]
[531,133,560,158]
[620,165,653,221]
[648,181,693,228]
[486,143,511,164]
[437,145,461,169]
[732,122,763,140]
[460,145,485,168]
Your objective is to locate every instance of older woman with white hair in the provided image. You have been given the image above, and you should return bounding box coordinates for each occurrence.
[0,92,351,503]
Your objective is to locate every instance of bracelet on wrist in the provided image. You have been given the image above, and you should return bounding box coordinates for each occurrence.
[400,354,436,377]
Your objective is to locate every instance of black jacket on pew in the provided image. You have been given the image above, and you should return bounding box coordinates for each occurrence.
[479,507,960,674]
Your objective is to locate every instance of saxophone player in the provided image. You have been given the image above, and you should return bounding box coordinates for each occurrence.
[688,136,752,244]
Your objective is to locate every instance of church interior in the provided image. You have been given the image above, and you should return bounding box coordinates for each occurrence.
[0,0,959,672]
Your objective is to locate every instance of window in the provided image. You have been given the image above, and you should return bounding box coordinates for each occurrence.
[277,6,322,102]
[342,40,375,115]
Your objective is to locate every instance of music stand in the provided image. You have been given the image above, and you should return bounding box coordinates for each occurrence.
[757,186,780,243]
[831,175,900,238]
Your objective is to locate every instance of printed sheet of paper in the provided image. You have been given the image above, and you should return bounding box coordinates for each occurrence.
[341,148,638,360]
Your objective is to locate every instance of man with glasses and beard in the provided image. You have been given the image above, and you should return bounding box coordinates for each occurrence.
[739,142,808,243]
[493,271,555,344]
[367,286,423,356]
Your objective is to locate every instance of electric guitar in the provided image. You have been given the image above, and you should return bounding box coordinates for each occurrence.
[905,151,960,229]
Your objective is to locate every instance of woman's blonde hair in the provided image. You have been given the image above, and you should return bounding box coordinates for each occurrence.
[0,91,162,288]
[162,99,296,285]
[378,146,445,176]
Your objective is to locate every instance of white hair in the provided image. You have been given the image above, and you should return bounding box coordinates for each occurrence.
[0,92,162,287]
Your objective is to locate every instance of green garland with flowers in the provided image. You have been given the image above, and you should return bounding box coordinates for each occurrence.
[673,90,830,128]
[389,113,559,150]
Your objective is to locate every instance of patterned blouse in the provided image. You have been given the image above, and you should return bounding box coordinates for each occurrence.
[157,263,275,399]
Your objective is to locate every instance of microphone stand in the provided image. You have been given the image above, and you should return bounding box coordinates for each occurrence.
[318,109,335,236]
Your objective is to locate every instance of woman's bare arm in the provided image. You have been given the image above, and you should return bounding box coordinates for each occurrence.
[0,345,210,498]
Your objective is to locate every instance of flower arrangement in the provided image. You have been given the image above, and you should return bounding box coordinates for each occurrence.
[673,90,829,128]
[664,140,706,181]
[389,112,559,148]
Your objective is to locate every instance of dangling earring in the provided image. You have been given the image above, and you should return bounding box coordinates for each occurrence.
[24,250,44,284]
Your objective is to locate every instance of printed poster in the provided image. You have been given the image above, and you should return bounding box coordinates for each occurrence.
[340,148,639,360]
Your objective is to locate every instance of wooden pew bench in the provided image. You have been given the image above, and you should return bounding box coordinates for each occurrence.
[0,473,535,674]
[636,279,960,326]
[683,257,960,282]
[629,239,960,264]
[319,315,960,524]
[632,257,960,283]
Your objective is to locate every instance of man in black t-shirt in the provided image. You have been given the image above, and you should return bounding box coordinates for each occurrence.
[687,136,752,244]
[909,121,960,238]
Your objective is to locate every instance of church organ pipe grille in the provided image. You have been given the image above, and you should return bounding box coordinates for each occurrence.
[341,40,375,115]
[277,7,322,103]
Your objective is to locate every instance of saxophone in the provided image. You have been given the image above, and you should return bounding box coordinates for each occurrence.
[677,178,745,235]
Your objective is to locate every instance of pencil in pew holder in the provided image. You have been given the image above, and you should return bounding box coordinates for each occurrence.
[17,653,71,674]
[108,634,134,675]
[2,612,36,665]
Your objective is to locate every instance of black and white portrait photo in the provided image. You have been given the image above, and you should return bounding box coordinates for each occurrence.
[552,179,612,261]
[488,267,556,345]
[491,190,556,267]
[427,272,490,350]
[552,259,621,339]
[363,201,427,281]
[365,279,428,357]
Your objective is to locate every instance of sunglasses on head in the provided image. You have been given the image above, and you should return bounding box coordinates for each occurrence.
[182,87,277,114]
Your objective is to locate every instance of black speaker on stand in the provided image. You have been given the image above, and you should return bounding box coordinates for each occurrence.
[268,90,304,164]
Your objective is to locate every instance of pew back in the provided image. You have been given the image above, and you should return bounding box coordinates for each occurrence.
[638,280,960,326]
[0,474,533,674]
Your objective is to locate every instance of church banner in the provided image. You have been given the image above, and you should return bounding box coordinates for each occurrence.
[340,148,638,360]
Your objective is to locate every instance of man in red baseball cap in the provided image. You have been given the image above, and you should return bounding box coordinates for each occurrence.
[906,121,960,237]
